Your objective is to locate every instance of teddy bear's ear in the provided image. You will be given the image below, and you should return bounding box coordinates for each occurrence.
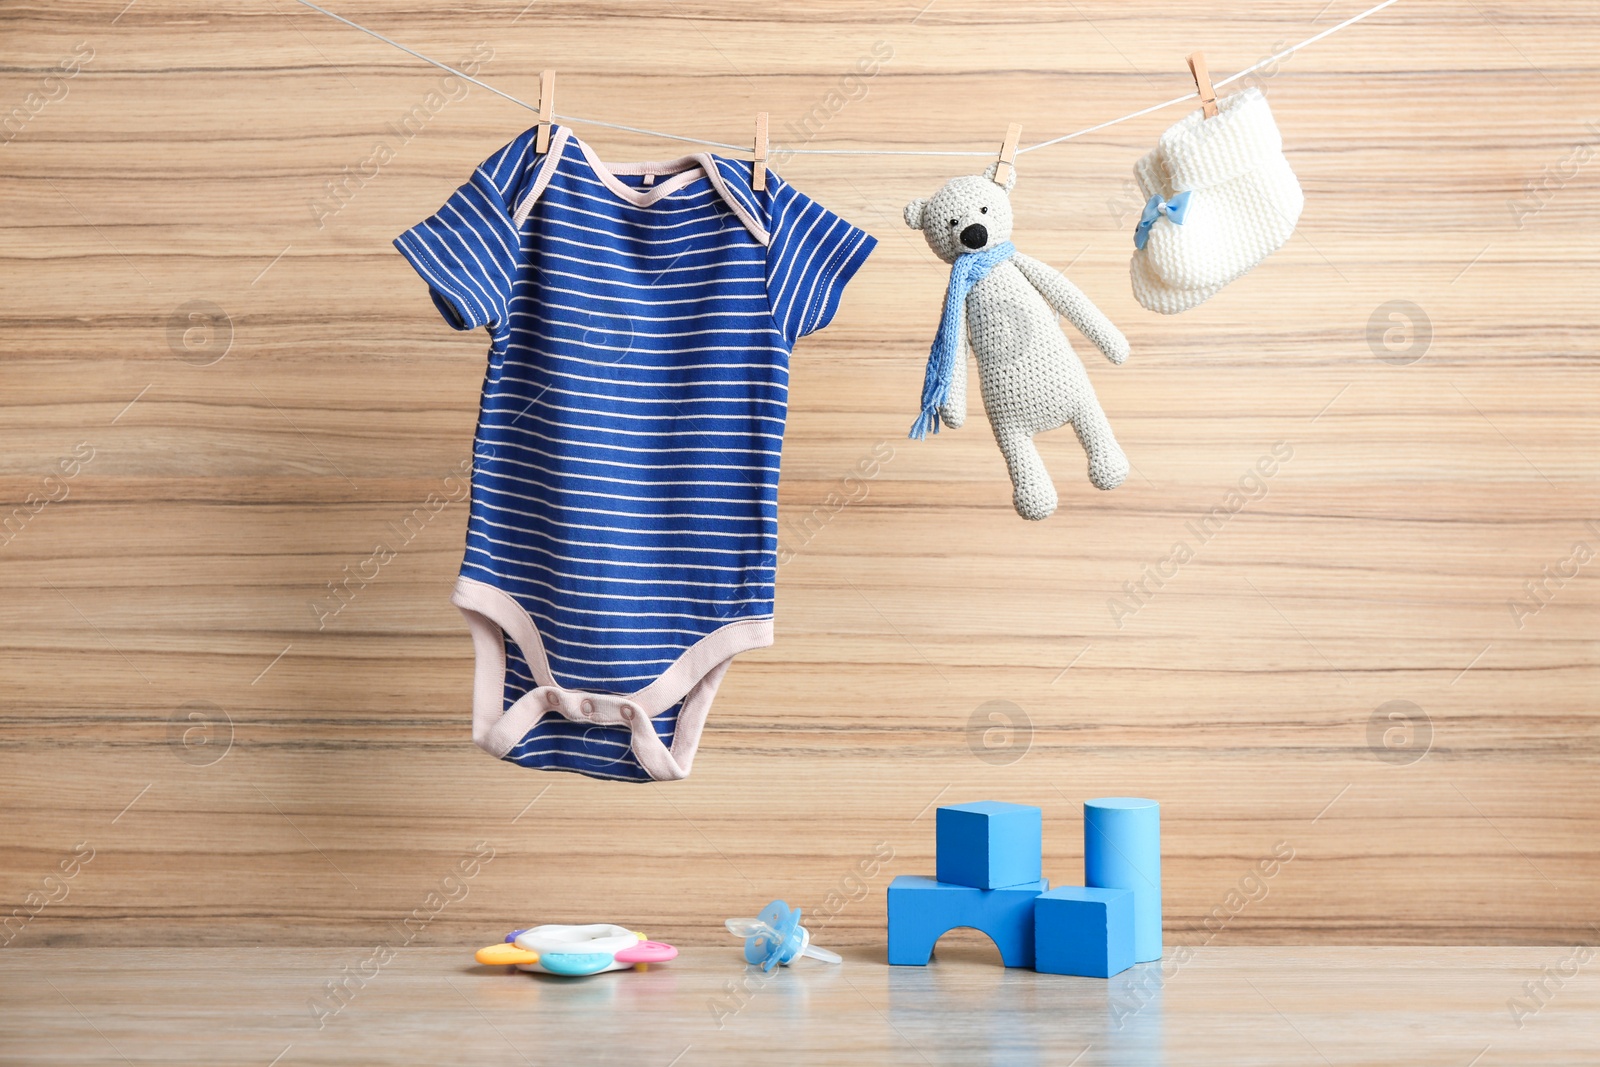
[980,162,1018,194]
[903,198,927,230]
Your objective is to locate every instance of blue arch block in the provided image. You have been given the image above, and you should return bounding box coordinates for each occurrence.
[887,875,1049,967]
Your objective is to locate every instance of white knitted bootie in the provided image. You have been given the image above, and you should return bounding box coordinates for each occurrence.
[1129,147,1220,315]
[1131,88,1302,311]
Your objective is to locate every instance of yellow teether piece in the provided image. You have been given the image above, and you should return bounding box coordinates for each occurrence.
[475,943,541,966]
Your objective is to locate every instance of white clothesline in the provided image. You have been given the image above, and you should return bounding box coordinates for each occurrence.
[293,0,1401,158]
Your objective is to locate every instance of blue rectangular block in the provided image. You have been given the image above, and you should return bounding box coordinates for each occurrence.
[1034,886,1135,978]
[936,801,1042,890]
[887,875,1049,968]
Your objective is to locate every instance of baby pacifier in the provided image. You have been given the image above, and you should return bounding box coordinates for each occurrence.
[474,923,677,976]
[725,900,842,972]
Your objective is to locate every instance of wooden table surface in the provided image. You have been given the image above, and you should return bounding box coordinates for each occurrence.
[4,945,1598,1066]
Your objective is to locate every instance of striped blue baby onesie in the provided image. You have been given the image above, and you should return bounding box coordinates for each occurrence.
[395,125,875,782]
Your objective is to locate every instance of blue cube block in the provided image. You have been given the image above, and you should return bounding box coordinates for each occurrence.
[1033,886,1136,978]
[936,801,1042,890]
[887,875,1049,968]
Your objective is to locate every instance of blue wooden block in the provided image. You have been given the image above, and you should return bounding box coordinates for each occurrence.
[1034,886,1136,978]
[936,801,1043,889]
[1084,797,1162,963]
[886,875,1049,968]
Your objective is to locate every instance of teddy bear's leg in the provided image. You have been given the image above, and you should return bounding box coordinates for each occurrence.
[1070,402,1130,491]
[996,428,1058,520]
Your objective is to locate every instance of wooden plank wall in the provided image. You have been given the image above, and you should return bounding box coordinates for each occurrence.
[1,0,1595,948]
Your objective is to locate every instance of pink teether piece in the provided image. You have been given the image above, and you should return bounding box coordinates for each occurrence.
[613,940,677,964]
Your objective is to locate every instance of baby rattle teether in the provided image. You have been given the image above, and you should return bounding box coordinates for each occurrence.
[473,923,677,976]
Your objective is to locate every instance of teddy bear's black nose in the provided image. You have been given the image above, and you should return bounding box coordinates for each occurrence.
[960,223,988,250]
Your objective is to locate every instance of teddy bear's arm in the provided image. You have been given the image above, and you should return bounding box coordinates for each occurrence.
[1012,252,1130,366]
[938,322,969,429]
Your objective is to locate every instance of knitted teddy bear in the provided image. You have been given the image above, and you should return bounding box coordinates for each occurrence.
[904,163,1130,520]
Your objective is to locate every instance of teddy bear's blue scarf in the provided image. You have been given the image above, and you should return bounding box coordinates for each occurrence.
[909,241,1015,440]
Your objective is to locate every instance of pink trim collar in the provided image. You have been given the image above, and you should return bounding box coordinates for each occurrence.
[511,127,769,246]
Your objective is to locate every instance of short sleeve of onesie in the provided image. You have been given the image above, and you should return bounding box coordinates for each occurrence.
[393,134,534,331]
[393,126,875,784]
[764,181,877,346]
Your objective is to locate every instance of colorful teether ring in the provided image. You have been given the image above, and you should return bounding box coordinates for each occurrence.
[477,924,677,975]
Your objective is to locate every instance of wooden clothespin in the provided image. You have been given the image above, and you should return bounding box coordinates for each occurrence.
[993,122,1022,186]
[1186,52,1218,119]
[537,69,557,152]
[752,112,769,191]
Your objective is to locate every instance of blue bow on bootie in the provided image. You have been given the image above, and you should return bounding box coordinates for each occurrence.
[1133,191,1192,250]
